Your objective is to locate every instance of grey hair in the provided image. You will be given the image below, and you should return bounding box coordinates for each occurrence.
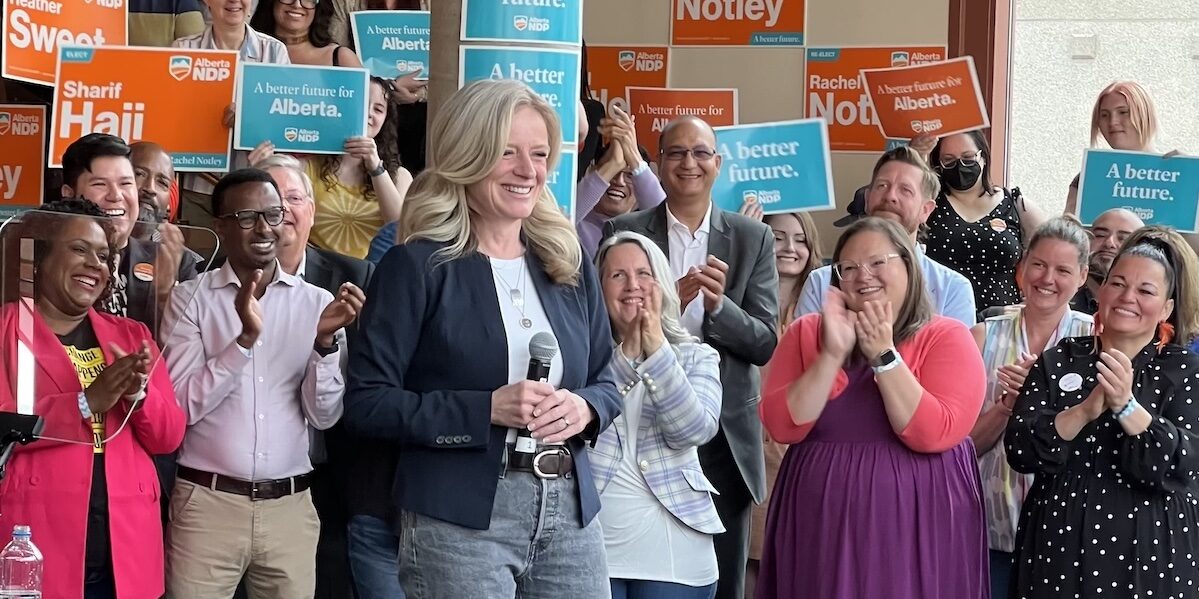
[595,231,697,346]
[253,154,314,201]
[1028,216,1090,267]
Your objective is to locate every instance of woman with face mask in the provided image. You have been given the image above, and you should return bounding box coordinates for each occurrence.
[923,131,1044,318]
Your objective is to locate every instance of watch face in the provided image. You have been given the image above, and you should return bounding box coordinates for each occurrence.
[874,349,897,367]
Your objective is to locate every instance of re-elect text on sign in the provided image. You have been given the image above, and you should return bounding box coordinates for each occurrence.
[352,10,429,79]
[712,119,835,215]
[626,87,738,158]
[1078,149,1199,233]
[50,46,238,172]
[586,45,669,115]
[671,0,805,46]
[805,46,946,153]
[861,56,989,141]
[460,45,582,145]
[0,105,46,215]
[461,0,582,46]
[3,0,127,87]
[235,63,370,155]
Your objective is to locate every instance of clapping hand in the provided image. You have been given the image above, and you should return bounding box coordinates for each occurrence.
[317,283,366,347]
[997,352,1037,398]
[694,255,728,313]
[86,341,152,415]
[1096,349,1135,410]
[819,287,856,361]
[854,299,894,360]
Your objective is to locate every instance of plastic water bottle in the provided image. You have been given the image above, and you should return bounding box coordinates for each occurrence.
[0,525,41,598]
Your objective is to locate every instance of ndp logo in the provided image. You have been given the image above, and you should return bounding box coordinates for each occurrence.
[169,56,193,81]
[743,189,781,204]
[83,0,124,8]
[618,51,635,72]
[0,113,39,136]
[0,114,10,136]
[169,56,233,82]
[284,128,320,143]
[512,15,551,32]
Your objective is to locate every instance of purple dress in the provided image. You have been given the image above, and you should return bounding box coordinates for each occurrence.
[756,363,990,599]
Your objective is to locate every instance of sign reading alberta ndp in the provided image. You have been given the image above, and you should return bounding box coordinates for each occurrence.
[1078,149,1199,233]
[352,10,429,79]
[805,46,946,153]
[49,46,238,172]
[461,0,582,46]
[712,119,834,216]
[3,0,127,86]
[460,45,581,145]
[0,104,46,215]
[671,0,805,46]
[586,45,669,114]
[236,63,369,155]
[860,56,989,141]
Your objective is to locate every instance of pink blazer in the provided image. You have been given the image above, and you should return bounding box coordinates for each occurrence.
[0,301,184,599]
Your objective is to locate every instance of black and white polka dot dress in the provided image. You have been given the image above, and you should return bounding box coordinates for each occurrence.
[1004,337,1199,599]
[924,189,1023,314]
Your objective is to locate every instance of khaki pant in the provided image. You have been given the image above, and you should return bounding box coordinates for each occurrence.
[165,477,320,599]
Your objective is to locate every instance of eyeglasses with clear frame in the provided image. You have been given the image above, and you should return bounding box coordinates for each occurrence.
[661,147,717,162]
[832,253,902,281]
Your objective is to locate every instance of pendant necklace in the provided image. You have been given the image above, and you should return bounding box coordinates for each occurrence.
[492,258,533,329]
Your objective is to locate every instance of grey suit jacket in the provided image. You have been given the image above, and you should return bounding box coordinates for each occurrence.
[602,202,778,502]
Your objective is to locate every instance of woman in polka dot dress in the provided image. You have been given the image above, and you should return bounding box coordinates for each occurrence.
[1004,234,1199,599]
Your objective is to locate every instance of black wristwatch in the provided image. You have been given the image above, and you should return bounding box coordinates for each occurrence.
[367,162,388,178]
[314,339,340,357]
[870,348,901,373]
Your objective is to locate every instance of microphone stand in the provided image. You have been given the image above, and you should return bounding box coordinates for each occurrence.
[0,413,44,482]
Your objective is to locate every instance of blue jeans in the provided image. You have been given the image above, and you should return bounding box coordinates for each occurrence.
[399,473,609,598]
[611,579,717,599]
[990,549,1012,599]
[347,514,405,599]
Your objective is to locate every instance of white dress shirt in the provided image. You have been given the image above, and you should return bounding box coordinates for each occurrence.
[666,203,713,338]
[161,261,344,481]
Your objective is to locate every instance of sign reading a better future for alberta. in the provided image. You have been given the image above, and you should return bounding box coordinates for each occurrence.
[461,0,583,46]
[459,45,581,145]
[235,63,369,155]
[712,119,836,216]
[1078,149,1199,233]
[352,10,430,79]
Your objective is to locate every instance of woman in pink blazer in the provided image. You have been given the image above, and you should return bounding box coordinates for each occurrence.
[0,200,185,599]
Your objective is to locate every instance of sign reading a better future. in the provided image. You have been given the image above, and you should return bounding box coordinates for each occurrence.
[1078,149,1199,233]
[712,119,835,215]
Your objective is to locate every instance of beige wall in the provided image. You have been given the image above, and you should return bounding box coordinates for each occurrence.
[582,0,949,254]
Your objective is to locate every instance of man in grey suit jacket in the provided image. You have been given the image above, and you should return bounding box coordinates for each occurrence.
[602,116,778,599]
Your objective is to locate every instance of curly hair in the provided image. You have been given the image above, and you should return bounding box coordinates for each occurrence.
[14,200,119,306]
[317,78,401,199]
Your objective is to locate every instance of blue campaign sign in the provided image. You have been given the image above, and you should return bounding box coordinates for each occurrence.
[461,0,583,46]
[711,119,836,215]
[459,45,581,145]
[234,63,369,154]
[1078,149,1199,233]
[351,11,430,79]
[548,147,577,221]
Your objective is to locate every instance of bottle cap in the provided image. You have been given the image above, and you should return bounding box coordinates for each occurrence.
[12,525,30,536]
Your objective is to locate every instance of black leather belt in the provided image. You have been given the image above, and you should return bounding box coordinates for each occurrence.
[178,466,312,501]
[506,445,574,479]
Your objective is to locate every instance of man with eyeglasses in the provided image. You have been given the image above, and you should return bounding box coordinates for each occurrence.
[160,168,364,598]
[1071,208,1144,315]
[797,146,976,327]
[601,115,779,599]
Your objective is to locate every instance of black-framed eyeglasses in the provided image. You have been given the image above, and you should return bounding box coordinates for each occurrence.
[833,253,902,281]
[277,0,319,9]
[661,147,717,162]
[218,207,286,230]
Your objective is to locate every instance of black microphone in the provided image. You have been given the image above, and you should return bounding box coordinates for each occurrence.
[516,332,557,454]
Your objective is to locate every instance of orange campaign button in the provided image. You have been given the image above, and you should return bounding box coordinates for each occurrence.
[860,56,990,141]
[0,104,46,216]
[586,45,669,115]
[48,46,238,172]
[805,46,947,153]
[626,87,738,159]
[2,0,127,86]
[671,0,805,46]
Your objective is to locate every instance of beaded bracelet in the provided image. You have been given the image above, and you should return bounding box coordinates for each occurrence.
[1112,397,1139,421]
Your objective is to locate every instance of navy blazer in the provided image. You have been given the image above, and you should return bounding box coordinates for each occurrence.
[344,240,621,530]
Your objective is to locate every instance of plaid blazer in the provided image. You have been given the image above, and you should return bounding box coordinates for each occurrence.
[590,341,725,535]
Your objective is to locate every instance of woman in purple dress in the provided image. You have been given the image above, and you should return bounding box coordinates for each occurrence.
[757,216,990,598]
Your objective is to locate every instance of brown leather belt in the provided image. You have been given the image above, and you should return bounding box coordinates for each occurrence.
[178,466,312,501]
[507,446,574,479]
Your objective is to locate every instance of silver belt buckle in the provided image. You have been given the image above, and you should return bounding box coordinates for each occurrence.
[531,448,566,480]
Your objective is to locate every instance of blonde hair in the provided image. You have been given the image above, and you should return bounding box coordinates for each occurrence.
[1090,81,1158,150]
[399,79,581,285]
[871,145,941,201]
[595,231,696,347]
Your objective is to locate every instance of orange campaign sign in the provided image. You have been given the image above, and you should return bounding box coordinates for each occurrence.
[586,45,669,115]
[861,56,989,140]
[626,87,738,158]
[805,46,947,153]
[49,46,238,172]
[0,105,46,216]
[671,0,805,46]
[2,0,127,86]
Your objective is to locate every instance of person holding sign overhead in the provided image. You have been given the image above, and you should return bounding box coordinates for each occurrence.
[602,115,779,599]
[924,130,1043,317]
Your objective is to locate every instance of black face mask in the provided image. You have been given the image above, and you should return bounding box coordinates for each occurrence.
[940,161,982,192]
